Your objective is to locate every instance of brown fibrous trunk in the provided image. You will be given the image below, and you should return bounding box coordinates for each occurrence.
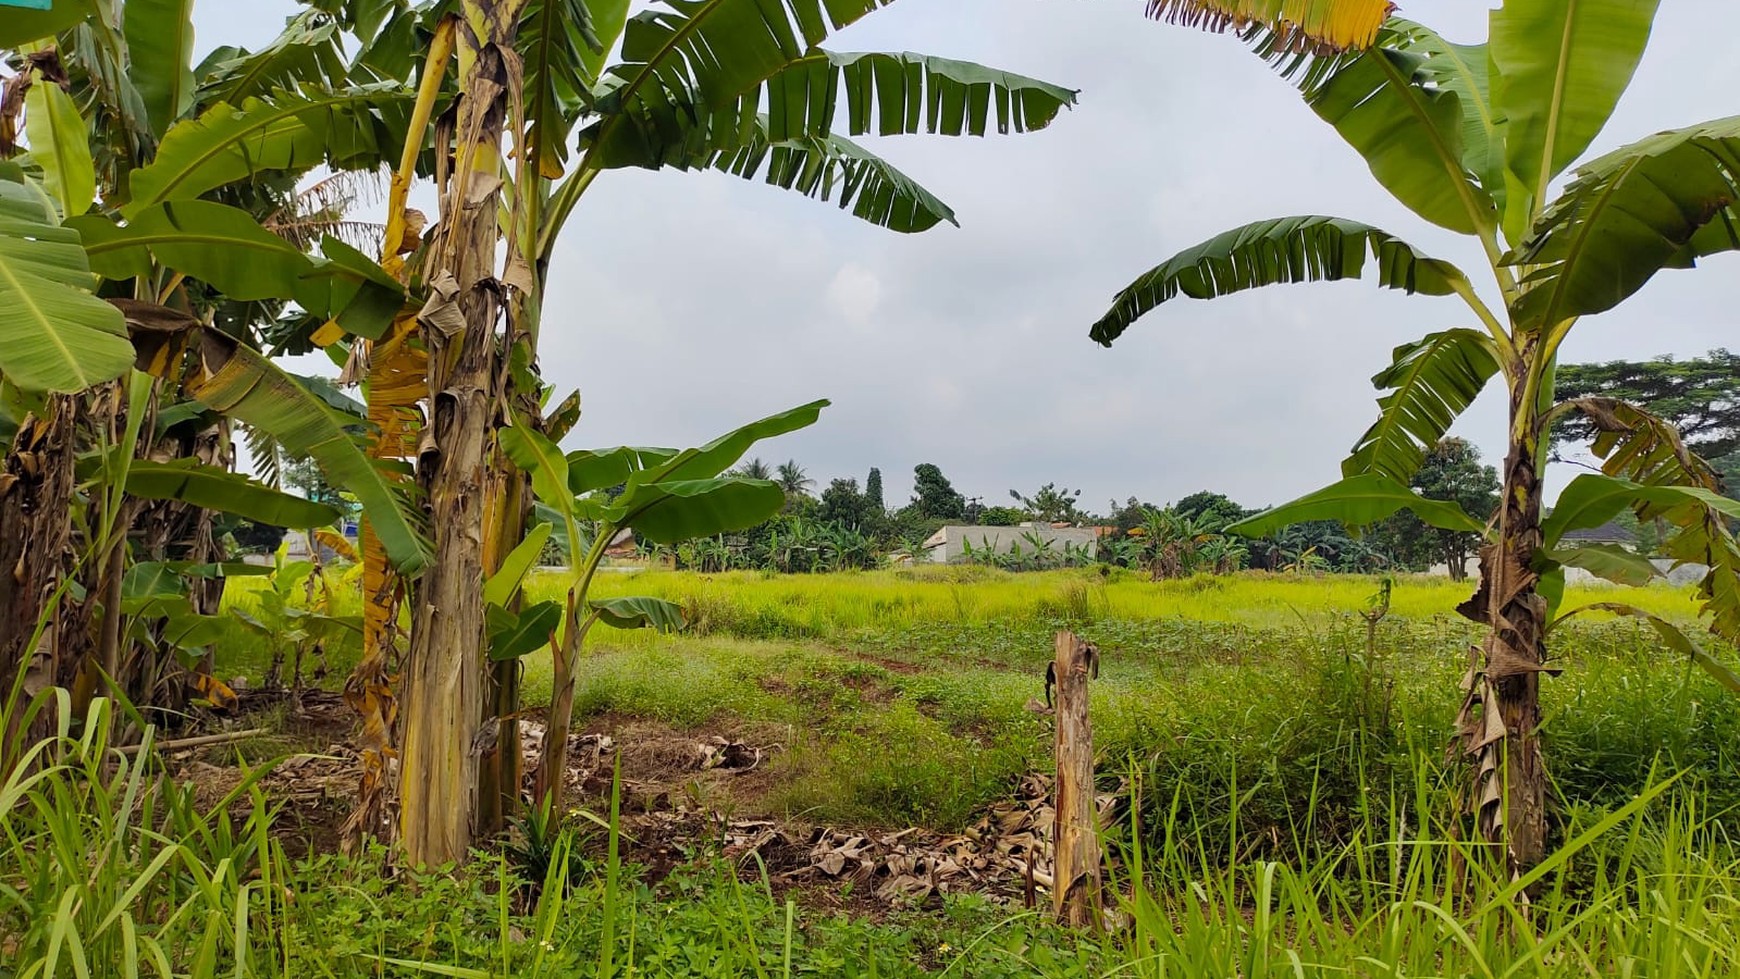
[1456,350,1555,880]
[396,16,519,867]
[0,397,78,768]
[1052,630,1102,929]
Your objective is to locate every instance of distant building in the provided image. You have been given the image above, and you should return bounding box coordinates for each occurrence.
[1557,521,1638,548]
[922,523,1099,564]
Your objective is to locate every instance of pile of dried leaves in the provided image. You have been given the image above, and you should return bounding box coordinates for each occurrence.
[175,710,1121,912]
[672,773,1121,908]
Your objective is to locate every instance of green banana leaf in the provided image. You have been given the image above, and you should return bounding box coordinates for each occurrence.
[589,596,685,633]
[1506,117,1740,331]
[75,199,314,301]
[125,85,407,216]
[24,76,95,219]
[483,522,553,608]
[1228,473,1487,539]
[1090,216,1465,346]
[189,331,429,574]
[0,178,132,393]
[1491,0,1660,233]
[0,2,85,47]
[123,0,196,135]
[126,459,341,528]
[609,477,787,545]
[1304,39,1495,235]
[1342,329,1502,483]
[487,601,564,661]
[1540,544,1658,587]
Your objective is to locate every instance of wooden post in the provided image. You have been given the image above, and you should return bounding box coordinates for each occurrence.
[1052,630,1101,929]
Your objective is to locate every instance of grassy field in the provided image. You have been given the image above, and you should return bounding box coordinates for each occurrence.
[106,567,1734,975]
[218,568,1732,833]
[548,565,1703,636]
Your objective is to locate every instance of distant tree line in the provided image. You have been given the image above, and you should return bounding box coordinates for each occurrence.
[603,352,1740,576]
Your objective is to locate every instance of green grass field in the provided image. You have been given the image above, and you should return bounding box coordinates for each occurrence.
[151,568,1740,975]
[220,567,1732,837]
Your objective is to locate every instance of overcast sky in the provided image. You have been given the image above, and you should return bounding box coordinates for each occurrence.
[198,1,1739,513]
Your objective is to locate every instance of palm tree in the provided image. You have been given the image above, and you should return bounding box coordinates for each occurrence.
[1089,5,1740,876]
[776,460,815,499]
[0,2,418,749]
[732,457,774,480]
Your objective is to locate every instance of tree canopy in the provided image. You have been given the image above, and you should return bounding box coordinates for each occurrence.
[1010,483,1084,524]
[1554,351,1740,461]
[1372,439,1500,579]
[911,463,966,521]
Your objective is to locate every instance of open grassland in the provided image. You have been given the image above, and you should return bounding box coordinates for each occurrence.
[549,565,1703,637]
[219,568,1733,836]
[147,567,1740,975]
[224,565,1704,646]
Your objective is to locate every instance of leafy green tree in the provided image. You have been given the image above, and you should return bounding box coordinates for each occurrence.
[282,455,347,509]
[1373,439,1499,580]
[818,478,876,530]
[888,506,944,550]
[1107,497,1157,538]
[1010,483,1084,524]
[775,460,814,499]
[1174,491,1248,530]
[222,517,288,556]
[911,463,966,521]
[1555,351,1740,498]
[731,458,774,480]
[980,505,1029,527]
[1554,351,1740,459]
[1089,4,1740,875]
[864,467,884,511]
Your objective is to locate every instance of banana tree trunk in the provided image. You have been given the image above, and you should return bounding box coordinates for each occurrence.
[343,17,455,852]
[0,396,77,769]
[477,462,531,836]
[396,5,522,868]
[1458,343,1553,878]
[535,597,587,827]
[135,417,231,713]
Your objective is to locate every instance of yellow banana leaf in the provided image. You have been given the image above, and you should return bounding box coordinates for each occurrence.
[1146,0,1391,51]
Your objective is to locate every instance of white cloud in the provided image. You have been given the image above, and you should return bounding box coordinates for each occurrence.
[824,263,885,329]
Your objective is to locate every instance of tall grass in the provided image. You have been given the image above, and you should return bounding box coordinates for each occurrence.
[5,694,1739,976]
[554,567,1701,641]
[0,695,275,977]
[223,567,1701,651]
[1113,765,1740,977]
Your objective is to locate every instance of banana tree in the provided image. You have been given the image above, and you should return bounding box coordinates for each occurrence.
[500,399,826,828]
[1087,4,1740,875]
[0,2,424,752]
[315,0,1081,858]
